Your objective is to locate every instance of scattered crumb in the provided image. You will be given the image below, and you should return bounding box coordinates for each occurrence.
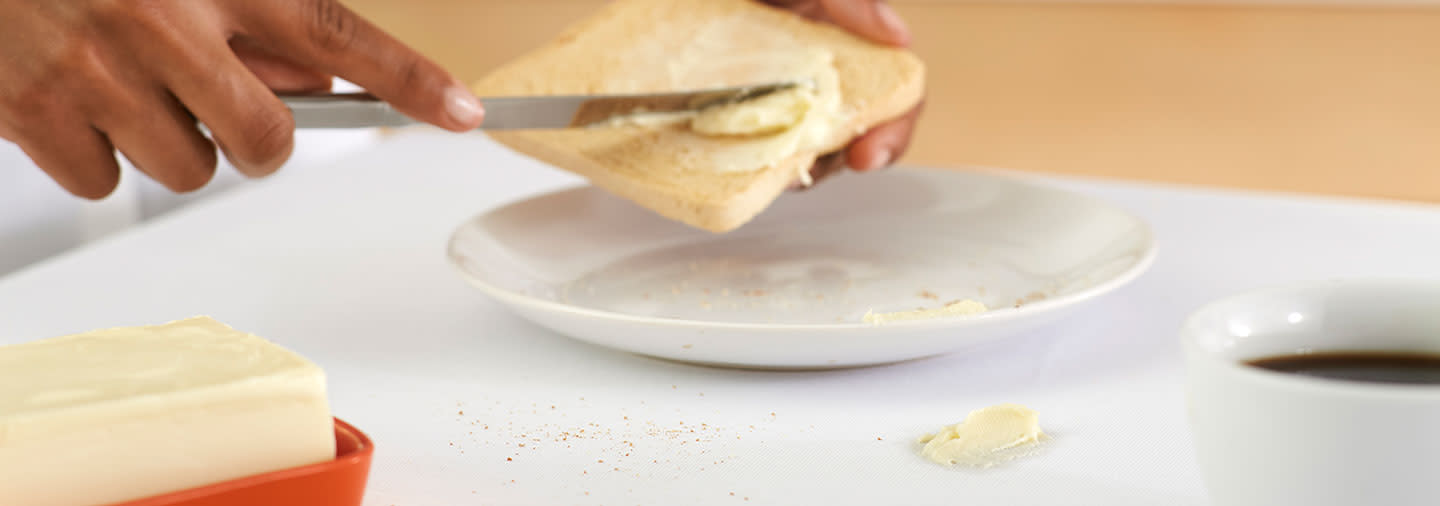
[919,290,939,300]
[743,289,768,297]
[682,344,694,349]
[453,403,783,476]
[1014,291,1048,308]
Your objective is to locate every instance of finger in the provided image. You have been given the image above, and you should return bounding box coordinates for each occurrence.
[154,39,296,178]
[230,0,483,132]
[86,1,290,176]
[0,35,120,198]
[91,89,218,193]
[232,39,334,93]
[847,100,923,171]
[785,151,847,192]
[761,0,828,22]
[14,119,122,200]
[810,150,850,185]
[816,0,911,47]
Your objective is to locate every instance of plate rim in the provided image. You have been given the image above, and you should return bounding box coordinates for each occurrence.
[446,167,1158,332]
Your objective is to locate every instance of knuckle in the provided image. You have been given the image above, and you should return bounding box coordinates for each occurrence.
[92,0,170,36]
[1,43,105,121]
[0,84,52,123]
[394,56,429,93]
[86,0,132,27]
[57,42,111,82]
[384,55,447,102]
[238,108,294,171]
[82,90,144,130]
[4,101,62,140]
[304,0,359,53]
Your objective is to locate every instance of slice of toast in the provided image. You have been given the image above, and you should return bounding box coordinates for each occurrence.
[471,0,925,233]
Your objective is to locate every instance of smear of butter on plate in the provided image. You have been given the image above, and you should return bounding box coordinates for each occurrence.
[918,404,1048,468]
[863,299,988,325]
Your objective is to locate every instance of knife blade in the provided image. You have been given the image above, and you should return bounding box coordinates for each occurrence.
[279,83,798,130]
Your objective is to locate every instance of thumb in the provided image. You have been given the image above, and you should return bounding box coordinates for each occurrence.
[817,0,911,47]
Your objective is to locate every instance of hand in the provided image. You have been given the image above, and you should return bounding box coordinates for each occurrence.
[0,0,485,199]
[762,0,923,187]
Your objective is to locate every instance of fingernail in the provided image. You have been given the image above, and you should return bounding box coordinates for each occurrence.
[445,86,485,127]
[874,3,911,46]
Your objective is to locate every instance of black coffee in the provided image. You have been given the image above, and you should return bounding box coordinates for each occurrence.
[1246,351,1440,385]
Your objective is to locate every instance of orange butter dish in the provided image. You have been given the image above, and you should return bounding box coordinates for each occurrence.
[0,318,374,506]
[111,418,374,506]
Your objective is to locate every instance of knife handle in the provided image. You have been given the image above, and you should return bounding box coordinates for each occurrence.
[279,92,418,129]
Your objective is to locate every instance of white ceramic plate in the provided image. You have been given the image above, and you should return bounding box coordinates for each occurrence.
[447,169,1155,369]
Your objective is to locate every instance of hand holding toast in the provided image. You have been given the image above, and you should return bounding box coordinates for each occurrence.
[0,0,483,199]
[765,0,924,186]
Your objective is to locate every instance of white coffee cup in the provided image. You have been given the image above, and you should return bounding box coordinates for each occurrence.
[1182,279,1440,506]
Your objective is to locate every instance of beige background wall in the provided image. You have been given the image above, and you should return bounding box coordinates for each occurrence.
[343,0,1440,202]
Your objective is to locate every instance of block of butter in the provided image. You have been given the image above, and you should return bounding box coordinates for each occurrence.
[0,316,336,506]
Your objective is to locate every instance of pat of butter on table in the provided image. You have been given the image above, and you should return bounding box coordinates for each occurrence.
[918,404,1048,468]
[0,316,335,506]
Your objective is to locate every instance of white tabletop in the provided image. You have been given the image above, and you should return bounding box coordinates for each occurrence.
[5,129,1440,506]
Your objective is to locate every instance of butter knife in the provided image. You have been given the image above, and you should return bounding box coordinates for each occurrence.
[279,83,797,130]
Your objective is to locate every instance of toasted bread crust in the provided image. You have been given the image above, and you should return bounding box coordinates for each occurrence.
[473,0,925,232]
